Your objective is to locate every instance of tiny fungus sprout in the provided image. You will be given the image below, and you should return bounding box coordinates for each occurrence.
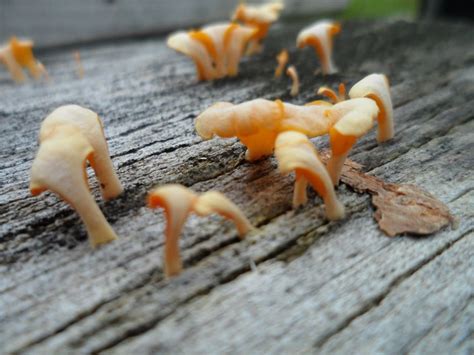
[296,20,341,75]
[30,125,118,247]
[348,73,394,142]
[274,49,289,78]
[148,184,253,277]
[0,37,45,83]
[167,22,256,80]
[232,1,284,55]
[275,131,344,220]
[318,83,347,103]
[40,105,123,200]
[286,65,300,96]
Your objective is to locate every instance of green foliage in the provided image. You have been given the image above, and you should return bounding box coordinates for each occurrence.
[342,0,420,19]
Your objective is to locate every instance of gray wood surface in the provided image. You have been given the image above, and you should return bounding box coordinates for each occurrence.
[0,19,473,354]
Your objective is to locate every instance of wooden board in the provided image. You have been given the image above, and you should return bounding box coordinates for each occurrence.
[0,20,473,354]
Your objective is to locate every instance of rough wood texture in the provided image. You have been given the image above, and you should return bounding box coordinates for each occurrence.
[0,20,473,354]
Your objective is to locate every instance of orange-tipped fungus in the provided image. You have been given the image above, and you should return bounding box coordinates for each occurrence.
[148,184,253,277]
[317,83,347,103]
[167,22,256,80]
[326,98,379,185]
[232,1,284,55]
[296,20,341,75]
[349,73,394,142]
[275,131,345,220]
[30,125,118,247]
[40,105,123,200]
[0,37,45,83]
[286,65,300,96]
[274,49,289,78]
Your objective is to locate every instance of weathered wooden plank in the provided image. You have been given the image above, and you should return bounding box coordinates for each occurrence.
[0,20,473,354]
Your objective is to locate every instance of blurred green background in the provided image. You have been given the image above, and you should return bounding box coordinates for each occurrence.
[343,0,420,19]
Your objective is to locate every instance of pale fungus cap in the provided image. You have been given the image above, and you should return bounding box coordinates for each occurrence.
[30,125,118,247]
[148,185,253,277]
[349,73,394,142]
[0,37,45,83]
[296,20,341,75]
[167,23,256,80]
[195,98,283,160]
[40,105,123,200]
[275,131,345,220]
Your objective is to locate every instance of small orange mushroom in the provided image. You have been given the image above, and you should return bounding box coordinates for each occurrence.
[232,1,284,55]
[40,105,123,200]
[296,20,341,75]
[286,65,300,96]
[74,51,84,79]
[30,125,118,247]
[148,184,253,277]
[326,98,379,185]
[0,37,45,83]
[196,98,332,160]
[167,22,256,80]
[317,83,347,103]
[275,131,345,220]
[274,49,289,78]
[349,73,394,142]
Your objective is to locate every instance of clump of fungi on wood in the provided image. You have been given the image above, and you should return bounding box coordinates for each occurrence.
[195,73,391,217]
[167,22,257,80]
[30,105,123,247]
[148,184,253,277]
[0,37,46,83]
[23,8,455,279]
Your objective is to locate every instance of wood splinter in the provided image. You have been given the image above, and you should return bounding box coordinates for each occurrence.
[334,156,456,237]
[148,184,253,277]
[30,105,122,247]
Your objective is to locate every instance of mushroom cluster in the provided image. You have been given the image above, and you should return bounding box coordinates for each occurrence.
[195,73,393,219]
[167,22,257,80]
